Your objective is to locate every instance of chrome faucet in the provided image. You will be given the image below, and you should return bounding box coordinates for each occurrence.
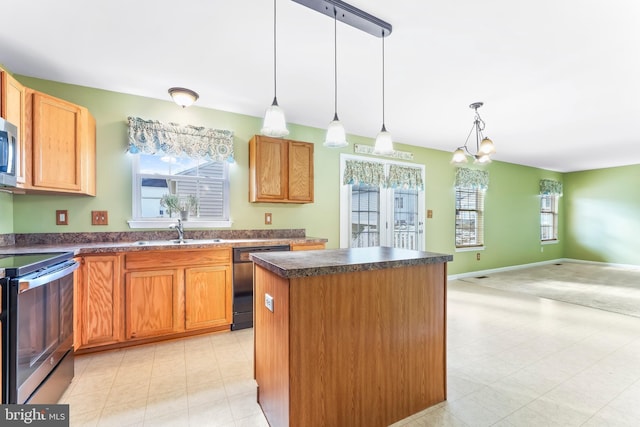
[169,218,185,242]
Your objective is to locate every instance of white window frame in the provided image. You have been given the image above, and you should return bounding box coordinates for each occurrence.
[339,154,425,250]
[540,193,559,242]
[455,187,485,250]
[127,154,232,229]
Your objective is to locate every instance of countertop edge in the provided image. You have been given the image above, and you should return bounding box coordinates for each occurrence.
[251,248,453,279]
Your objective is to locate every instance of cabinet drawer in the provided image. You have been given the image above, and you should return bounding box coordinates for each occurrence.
[125,248,231,270]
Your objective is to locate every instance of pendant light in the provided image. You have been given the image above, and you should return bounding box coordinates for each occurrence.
[261,0,289,138]
[451,102,496,165]
[373,29,393,155]
[324,7,348,148]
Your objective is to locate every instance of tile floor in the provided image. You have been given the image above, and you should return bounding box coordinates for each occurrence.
[61,275,640,426]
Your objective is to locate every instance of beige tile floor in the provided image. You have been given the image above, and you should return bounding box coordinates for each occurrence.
[61,277,640,426]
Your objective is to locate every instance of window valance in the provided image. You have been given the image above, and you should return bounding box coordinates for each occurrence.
[455,168,489,190]
[127,117,234,161]
[343,160,386,187]
[387,164,424,190]
[540,179,563,196]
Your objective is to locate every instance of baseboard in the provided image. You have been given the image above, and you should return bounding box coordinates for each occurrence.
[447,258,565,281]
[448,258,640,281]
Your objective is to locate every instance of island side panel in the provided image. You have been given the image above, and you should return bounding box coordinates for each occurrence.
[254,264,290,427]
[288,263,447,427]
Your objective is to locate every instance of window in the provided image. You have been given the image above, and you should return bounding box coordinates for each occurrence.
[455,187,485,248]
[340,155,425,250]
[540,194,558,241]
[129,153,230,228]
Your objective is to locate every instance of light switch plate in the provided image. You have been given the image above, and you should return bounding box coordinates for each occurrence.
[265,212,272,225]
[92,210,109,225]
[265,293,274,312]
[56,210,68,225]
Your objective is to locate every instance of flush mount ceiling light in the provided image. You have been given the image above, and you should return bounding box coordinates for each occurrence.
[292,0,392,150]
[324,6,348,148]
[168,87,199,108]
[261,0,289,138]
[451,102,497,165]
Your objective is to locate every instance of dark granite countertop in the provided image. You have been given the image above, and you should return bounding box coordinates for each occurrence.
[250,246,453,278]
[0,237,328,256]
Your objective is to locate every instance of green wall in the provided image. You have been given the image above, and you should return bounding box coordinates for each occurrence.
[564,164,640,265]
[3,75,571,274]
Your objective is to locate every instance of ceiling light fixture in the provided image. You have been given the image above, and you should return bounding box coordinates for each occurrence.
[324,6,348,148]
[451,102,496,165]
[292,0,392,151]
[373,29,393,155]
[168,87,199,108]
[261,0,289,138]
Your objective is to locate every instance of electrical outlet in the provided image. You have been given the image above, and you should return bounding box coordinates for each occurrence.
[56,210,68,225]
[427,209,433,218]
[265,212,272,225]
[476,253,481,261]
[265,293,274,312]
[91,210,109,225]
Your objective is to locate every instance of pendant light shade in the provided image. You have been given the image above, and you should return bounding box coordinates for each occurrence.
[324,7,348,148]
[261,0,289,138]
[373,31,393,155]
[374,124,394,154]
[262,97,289,137]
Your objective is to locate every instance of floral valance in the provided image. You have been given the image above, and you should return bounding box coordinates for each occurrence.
[455,168,489,190]
[540,179,563,196]
[343,160,386,187]
[127,117,234,161]
[387,164,424,190]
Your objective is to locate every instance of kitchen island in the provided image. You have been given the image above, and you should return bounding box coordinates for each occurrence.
[250,246,453,427]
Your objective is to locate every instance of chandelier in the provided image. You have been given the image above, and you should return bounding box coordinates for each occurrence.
[451,102,496,165]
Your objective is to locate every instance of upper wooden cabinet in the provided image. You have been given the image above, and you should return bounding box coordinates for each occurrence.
[0,70,26,186]
[249,135,314,203]
[25,90,96,195]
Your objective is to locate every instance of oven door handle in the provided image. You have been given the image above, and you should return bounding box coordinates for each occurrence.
[17,260,79,293]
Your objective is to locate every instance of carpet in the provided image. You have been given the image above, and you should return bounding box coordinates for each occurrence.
[457,262,640,318]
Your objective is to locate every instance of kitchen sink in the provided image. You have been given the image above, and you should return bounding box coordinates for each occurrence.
[133,239,223,246]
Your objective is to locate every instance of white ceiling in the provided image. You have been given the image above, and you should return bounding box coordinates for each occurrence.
[2,0,639,172]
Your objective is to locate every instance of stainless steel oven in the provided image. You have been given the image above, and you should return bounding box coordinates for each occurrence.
[232,245,289,330]
[1,252,78,404]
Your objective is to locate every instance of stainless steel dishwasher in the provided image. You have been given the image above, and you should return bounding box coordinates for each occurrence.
[232,245,290,330]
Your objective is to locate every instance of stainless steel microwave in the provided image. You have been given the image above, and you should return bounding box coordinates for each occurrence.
[0,117,17,187]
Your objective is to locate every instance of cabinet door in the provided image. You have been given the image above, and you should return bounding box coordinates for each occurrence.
[249,135,287,202]
[288,141,314,202]
[125,270,183,339]
[0,71,26,185]
[76,255,123,349]
[184,265,232,330]
[29,91,96,195]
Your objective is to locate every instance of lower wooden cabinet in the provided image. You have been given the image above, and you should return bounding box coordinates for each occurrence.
[185,265,232,330]
[74,248,233,352]
[75,255,123,350]
[125,269,182,339]
[290,242,326,251]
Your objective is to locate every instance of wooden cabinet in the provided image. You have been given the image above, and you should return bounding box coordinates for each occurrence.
[184,265,232,330]
[249,135,314,203]
[75,255,123,350]
[25,90,96,195]
[0,70,26,186]
[124,248,232,339]
[125,269,182,339]
[290,242,326,251]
